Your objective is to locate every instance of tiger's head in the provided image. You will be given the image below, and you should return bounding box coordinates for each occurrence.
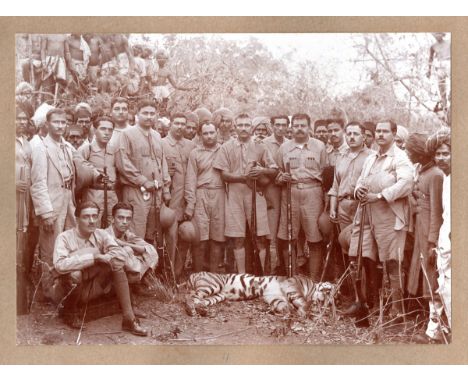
[311,281,336,304]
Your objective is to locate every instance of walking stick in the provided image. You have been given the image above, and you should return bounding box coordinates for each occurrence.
[250,161,263,276]
[286,162,293,277]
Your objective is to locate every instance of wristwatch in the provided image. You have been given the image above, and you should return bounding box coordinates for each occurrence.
[377,192,383,200]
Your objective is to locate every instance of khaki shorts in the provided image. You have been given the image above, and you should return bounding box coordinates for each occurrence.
[193,188,225,242]
[224,183,269,238]
[277,184,324,243]
[348,202,407,262]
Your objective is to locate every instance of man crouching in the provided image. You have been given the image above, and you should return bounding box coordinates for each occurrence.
[105,202,159,293]
[53,201,148,336]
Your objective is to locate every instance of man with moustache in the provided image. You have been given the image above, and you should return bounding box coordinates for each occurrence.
[66,125,85,150]
[320,118,348,279]
[313,119,329,144]
[347,120,414,320]
[263,115,290,274]
[162,113,196,279]
[184,121,225,272]
[116,100,171,239]
[328,122,374,304]
[276,113,328,279]
[326,118,348,166]
[212,107,234,145]
[108,97,133,152]
[74,104,94,147]
[78,116,118,228]
[252,117,271,141]
[213,113,278,273]
[53,201,148,335]
[16,105,33,314]
[414,129,451,343]
[362,121,376,149]
[30,108,97,300]
[184,112,199,141]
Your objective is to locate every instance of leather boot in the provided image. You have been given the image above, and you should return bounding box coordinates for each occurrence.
[122,317,148,336]
[387,260,405,321]
[340,260,369,324]
[308,241,323,282]
[364,258,380,314]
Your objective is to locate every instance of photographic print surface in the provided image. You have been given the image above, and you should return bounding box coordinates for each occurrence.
[15,32,451,345]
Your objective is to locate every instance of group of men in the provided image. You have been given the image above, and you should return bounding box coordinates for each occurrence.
[16,94,451,342]
[19,33,192,116]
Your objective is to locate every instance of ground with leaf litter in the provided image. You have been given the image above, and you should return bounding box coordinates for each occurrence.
[16,289,427,346]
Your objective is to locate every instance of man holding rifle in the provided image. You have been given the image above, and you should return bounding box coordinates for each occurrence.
[276,113,328,280]
[16,105,33,314]
[78,116,118,228]
[116,99,171,240]
[184,121,225,273]
[347,120,414,320]
[213,113,277,274]
[162,113,196,280]
[328,122,374,302]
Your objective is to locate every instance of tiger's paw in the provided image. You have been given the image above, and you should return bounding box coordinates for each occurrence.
[195,304,208,317]
[183,299,197,317]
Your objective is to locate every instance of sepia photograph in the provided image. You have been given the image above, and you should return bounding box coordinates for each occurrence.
[14,31,451,346]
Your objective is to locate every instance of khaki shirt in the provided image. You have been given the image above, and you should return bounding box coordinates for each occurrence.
[161,133,196,211]
[184,143,223,216]
[263,135,289,164]
[326,140,349,167]
[213,137,277,176]
[78,139,117,185]
[107,123,139,153]
[116,125,170,196]
[53,228,126,275]
[105,225,157,257]
[276,137,328,182]
[328,146,374,198]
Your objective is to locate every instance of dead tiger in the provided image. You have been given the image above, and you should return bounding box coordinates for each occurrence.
[183,272,335,317]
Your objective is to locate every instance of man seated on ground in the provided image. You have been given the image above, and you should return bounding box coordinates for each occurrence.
[53,201,148,336]
[105,202,159,295]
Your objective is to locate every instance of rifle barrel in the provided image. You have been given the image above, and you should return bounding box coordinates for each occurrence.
[101,166,108,228]
[286,162,293,277]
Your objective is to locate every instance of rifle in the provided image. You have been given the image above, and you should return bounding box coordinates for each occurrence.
[148,173,178,291]
[101,165,108,228]
[343,203,370,327]
[250,161,263,276]
[16,167,29,315]
[286,162,293,278]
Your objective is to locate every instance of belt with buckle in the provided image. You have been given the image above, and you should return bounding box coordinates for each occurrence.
[339,195,356,201]
[291,180,321,189]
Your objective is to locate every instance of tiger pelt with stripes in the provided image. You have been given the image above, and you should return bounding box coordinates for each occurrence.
[184,272,335,317]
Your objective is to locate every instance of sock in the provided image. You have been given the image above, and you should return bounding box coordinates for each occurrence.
[112,270,135,322]
[258,248,267,271]
[233,248,246,274]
